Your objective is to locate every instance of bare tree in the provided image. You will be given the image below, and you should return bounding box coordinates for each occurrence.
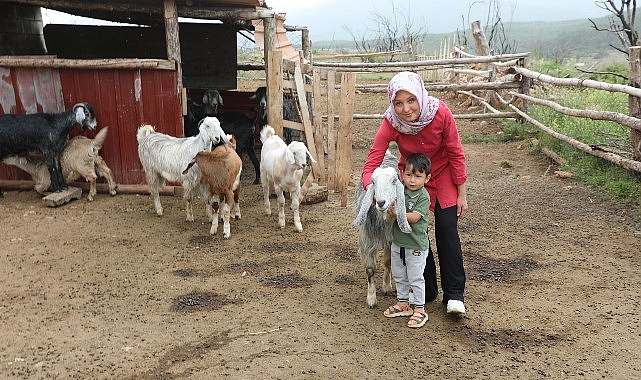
[456,0,518,55]
[343,2,425,62]
[589,0,639,56]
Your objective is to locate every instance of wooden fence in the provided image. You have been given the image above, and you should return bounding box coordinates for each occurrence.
[273,45,641,206]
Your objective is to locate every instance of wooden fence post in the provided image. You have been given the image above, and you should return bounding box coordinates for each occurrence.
[629,46,641,161]
[267,50,283,137]
[337,72,355,207]
[326,69,337,191]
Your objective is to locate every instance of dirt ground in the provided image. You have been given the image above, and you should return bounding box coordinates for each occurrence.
[2,81,641,380]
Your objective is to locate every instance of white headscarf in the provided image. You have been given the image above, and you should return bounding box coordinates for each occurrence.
[384,71,440,135]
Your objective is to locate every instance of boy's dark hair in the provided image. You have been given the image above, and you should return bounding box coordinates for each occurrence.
[404,153,431,174]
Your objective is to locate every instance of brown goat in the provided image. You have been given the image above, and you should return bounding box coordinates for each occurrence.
[2,127,117,201]
[184,141,242,239]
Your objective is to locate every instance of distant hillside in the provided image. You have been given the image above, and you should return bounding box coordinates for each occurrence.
[313,13,629,63]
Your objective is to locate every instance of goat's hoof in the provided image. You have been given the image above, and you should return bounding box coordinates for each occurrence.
[223,234,231,239]
[109,190,117,196]
[87,197,94,202]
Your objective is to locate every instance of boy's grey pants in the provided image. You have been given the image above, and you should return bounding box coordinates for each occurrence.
[391,241,428,307]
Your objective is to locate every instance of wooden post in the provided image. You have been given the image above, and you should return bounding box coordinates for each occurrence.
[293,60,322,179]
[326,69,337,191]
[302,28,311,62]
[518,56,531,120]
[628,46,641,161]
[263,15,276,67]
[267,50,283,136]
[337,72,355,207]
[163,0,181,93]
[312,66,326,185]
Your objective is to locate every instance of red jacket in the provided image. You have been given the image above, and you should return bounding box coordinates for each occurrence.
[361,100,467,212]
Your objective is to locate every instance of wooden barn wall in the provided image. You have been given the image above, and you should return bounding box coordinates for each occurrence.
[44,23,237,89]
[0,66,181,186]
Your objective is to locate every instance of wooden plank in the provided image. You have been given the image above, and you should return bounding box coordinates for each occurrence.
[336,72,355,207]
[312,66,326,185]
[326,69,337,190]
[293,60,323,180]
[42,186,82,207]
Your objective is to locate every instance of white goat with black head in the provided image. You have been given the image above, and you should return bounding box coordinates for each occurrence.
[260,125,316,232]
[137,116,228,222]
[353,150,411,308]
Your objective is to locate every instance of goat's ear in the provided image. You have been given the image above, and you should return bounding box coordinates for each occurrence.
[305,147,317,163]
[285,148,295,165]
[394,180,412,233]
[352,184,375,228]
[74,105,86,123]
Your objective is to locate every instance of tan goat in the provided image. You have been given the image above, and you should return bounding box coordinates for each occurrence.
[2,127,117,201]
[183,141,242,239]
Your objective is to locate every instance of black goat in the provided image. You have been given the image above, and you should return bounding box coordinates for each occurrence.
[216,111,261,184]
[251,86,304,144]
[0,102,97,192]
[184,89,224,137]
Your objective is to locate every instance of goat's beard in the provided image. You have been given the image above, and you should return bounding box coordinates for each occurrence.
[380,198,397,220]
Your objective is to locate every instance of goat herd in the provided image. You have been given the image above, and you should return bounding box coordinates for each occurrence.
[0,88,316,240]
[0,89,416,308]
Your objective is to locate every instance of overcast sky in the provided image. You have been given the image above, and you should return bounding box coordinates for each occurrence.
[263,0,611,40]
[41,0,612,42]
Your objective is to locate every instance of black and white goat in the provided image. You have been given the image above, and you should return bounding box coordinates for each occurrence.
[0,103,97,192]
[259,125,316,232]
[137,116,228,222]
[352,150,412,308]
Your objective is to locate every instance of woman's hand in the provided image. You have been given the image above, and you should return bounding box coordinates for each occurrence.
[456,184,468,218]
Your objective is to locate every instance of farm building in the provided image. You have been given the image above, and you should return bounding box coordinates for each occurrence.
[0,0,309,191]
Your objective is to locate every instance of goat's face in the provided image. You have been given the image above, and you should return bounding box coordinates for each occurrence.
[250,87,267,120]
[74,103,97,131]
[202,89,223,115]
[199,116,227,145]
[286,142,311,170]
[371,167,400,212]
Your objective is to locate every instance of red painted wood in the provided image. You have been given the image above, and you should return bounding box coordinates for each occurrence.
[0,66,182,186]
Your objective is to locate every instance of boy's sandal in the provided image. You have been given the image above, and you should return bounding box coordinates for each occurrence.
[407,309,428,328]
[383,303,413,318]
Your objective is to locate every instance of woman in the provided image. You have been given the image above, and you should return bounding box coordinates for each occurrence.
[361,71,468,314]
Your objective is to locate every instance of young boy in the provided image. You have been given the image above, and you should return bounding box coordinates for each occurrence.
[383,153,431,328]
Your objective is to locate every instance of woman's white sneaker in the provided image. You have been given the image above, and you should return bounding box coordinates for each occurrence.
[446,300,466,314]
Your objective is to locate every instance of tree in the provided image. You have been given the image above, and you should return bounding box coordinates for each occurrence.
[589,0,639,56]
[343,2,425,62]
[456,0,518,55]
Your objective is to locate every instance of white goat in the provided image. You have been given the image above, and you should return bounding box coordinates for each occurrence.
[2,127,117,201]
[183,141,242,239]
[259,125,316,232]
[352,150,412,308]
[136,116,228,221]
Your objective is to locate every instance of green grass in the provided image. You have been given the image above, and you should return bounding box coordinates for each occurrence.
[494,78,641,213]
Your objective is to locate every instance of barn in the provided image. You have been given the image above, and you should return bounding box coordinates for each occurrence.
[0,0,308,191]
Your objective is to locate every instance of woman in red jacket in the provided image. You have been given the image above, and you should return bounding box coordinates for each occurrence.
[361,71,468,314]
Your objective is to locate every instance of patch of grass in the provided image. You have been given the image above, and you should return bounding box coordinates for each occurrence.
[523,86,641,212]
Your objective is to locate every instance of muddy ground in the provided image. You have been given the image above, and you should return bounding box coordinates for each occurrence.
[1,81,641,379]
